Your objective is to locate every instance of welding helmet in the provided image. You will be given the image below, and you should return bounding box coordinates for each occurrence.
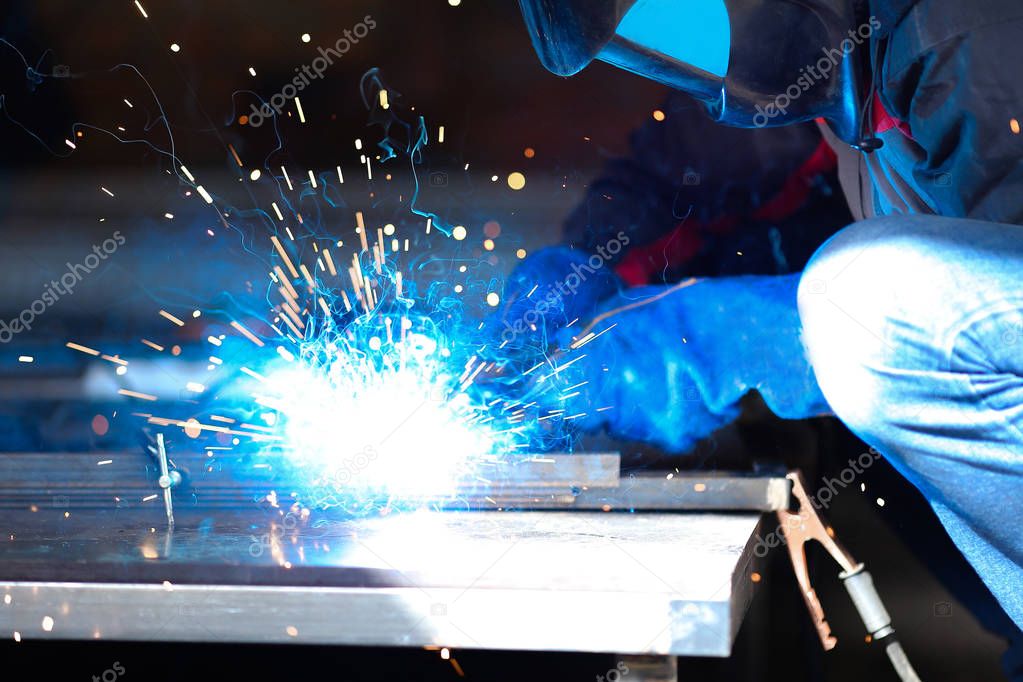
[518,0,876,148]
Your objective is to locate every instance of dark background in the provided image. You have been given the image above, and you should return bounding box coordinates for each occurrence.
[0,0,665,328]
[0,2,1017,681]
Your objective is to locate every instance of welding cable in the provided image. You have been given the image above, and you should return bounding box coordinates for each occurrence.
[520,277,703,407]
[840,564,922,682]
[566,277,699,349]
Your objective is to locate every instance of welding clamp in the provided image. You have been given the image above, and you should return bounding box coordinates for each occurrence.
[780,471,921,682]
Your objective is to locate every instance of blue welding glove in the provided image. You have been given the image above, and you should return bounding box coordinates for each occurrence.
[483,246,622,359]
[535,273,831,453]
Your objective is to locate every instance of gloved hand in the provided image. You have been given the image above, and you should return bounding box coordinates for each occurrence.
[481,246,622,360]
[531,273,831,453]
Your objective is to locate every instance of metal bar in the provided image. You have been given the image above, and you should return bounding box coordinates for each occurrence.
[440,473,789,512]
[0,452,789,511]
[0,452,618,490]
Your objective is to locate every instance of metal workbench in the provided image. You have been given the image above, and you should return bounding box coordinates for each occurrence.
[0,452,779,657]
[0,509,769,656]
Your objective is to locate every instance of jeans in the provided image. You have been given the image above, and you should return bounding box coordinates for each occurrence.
[798,215,1023,633]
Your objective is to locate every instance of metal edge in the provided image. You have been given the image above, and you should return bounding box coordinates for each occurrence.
[0,580,739,656]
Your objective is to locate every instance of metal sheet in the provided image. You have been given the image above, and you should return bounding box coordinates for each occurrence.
[0,509,766,656]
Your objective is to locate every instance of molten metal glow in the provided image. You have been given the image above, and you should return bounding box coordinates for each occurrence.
[261,330,497,503]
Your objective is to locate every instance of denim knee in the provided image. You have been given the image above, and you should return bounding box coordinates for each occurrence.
[796,216,934,436]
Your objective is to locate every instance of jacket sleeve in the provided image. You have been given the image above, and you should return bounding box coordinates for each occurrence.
[878,0,1023,223]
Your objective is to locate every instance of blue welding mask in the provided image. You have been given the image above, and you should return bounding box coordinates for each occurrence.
[519,0,876,148]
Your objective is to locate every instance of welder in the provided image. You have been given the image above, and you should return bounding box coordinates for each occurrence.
[498,0,1023,658]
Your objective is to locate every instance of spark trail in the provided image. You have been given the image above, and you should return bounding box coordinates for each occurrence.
[0,24,578,512]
